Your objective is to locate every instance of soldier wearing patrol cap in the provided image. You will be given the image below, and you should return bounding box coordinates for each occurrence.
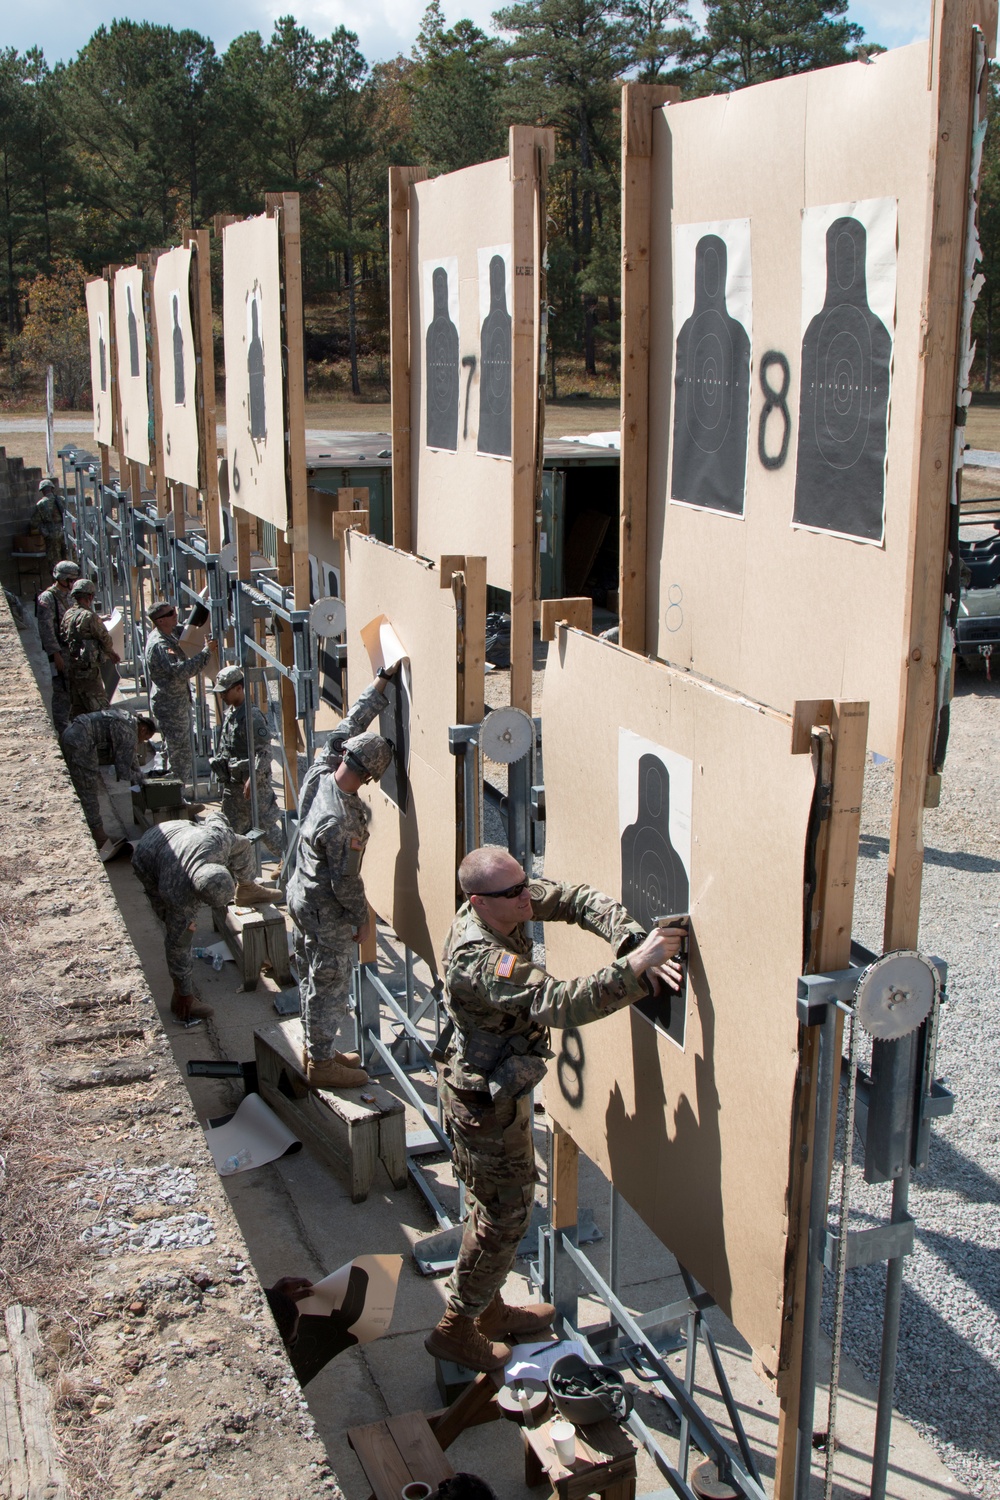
[425,845,685,1374]
[144,599,211,803]
[286,668,399,1091]
[208,664,284,855]
[36,559,81,733]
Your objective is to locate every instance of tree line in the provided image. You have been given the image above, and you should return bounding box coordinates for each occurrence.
[20,1,998,410]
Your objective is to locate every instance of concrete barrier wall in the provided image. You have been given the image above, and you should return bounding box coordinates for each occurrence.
[0,447,42,592]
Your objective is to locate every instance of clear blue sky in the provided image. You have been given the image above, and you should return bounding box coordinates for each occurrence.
[10,0,932,71]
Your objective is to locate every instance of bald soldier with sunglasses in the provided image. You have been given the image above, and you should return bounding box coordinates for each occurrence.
[425,845,684,1373]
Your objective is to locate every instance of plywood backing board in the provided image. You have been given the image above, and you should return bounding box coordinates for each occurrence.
[408,156,520,591]
[641,41,935,757]
[344,532,485,973]
[223,214,288,531]
[541,627,816,1367]
[113,265,150,466]
[85,277,113,448]
[153,245,200,490]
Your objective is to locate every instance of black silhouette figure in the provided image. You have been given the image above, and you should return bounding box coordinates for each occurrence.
[288,1265,370,1387]
[172,292,185,406]
[378,672,410,816]
[793,216,892,542]
[426,266,459,451]
[126,283,140,378]
[671,234,751,515]
[478,254,511,457]
[97,315,107,393]
[248,295,266,442]
[621,753,690,1047]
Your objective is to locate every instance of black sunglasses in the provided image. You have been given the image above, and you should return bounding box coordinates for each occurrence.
[479,879,530,900]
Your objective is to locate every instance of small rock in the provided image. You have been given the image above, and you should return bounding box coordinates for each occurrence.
[91,1394,114,1413]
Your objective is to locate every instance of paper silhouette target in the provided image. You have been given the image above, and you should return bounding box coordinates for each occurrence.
[423,258,460,451]
[793,200,896,545]
[619,730,693,1049]
[223,214,287,529]
[113,266,150,465]
[86,278,112,447]
[670,221,752,517]
[153,245,200,489]
[477,246,512,458]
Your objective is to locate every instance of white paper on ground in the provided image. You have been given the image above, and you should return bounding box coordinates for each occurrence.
[204,1091,300,1175]
[360,613,409,673]
[505,1339,591,1384]
[295,1254,402,1345]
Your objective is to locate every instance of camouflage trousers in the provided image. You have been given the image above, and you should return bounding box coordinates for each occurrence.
[68,669,109,719]
[151,690,194,790]
[442,1083,539,1317]
[61,721,104,834]
[131,852,197,994]
[288,889,357,1063]
[50,670,72,736]
[221,777,284,857]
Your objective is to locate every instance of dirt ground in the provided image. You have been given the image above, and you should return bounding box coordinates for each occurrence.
[0,608,334,1500]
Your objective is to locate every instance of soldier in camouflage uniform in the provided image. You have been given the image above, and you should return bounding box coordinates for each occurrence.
[61,708,157,848]
[132,812,272,1024]
[36,559,80,734]
[208,665,284,855]
[286,671,398,1090]
[33,479,66,575]
[62,578,121,718]
[144,600,211,800]
[425,845,684,1373]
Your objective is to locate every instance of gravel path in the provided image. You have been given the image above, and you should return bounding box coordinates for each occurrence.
[827,668,1000,1496]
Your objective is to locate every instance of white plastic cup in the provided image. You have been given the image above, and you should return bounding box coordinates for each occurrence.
[400,1484,431,1500]
[551,1419,576,1466]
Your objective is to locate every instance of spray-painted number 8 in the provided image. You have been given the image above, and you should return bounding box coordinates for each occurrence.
[757,351,791,471]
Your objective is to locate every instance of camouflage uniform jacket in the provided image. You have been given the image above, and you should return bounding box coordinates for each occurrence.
[144,630,210,710]
[214,701,271,783]
[62,605,115,669]
[442,880,648,1097]
[36,584,73,659]
[132,813,256,922]
[64,709,145,782]
[34,492,64,540]
[287,681,389,923]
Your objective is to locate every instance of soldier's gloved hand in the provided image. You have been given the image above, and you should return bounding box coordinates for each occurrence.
[376,662,400,683]
[209,756,228,780]
[627,927,684,995]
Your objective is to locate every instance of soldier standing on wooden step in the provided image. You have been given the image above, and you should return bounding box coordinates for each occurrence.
[286,668,399,1092]
[425,846,684,1373]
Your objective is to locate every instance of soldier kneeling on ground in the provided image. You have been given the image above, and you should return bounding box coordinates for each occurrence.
[208,664,285,855]
[61,708,157,851]
[131,811,276,1025]
[425,845,684,1373]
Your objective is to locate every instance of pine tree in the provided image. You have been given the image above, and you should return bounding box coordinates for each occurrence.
[410,1,509,173]
[695,0,864,91]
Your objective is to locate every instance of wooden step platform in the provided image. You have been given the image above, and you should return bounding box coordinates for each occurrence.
[214,901,293,990]
[254,1018,407,1202]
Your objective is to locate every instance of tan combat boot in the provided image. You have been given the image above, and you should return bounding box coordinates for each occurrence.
[424,1310,510,1372]
[476,1292,556,1341]
[305,1056,369,1090]
[234,881,279,905]
[171,992,214,1024]
[334,1049,363,1068]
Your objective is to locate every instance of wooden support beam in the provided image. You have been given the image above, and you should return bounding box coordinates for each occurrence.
[334,510,369,548]
[234,504,253,580]
[884,0,996,953]
[509,125,539,714]
[275,531,300,806]
[279,193,311,612]
[539,597,593,642]
[458,556,487,727]
[619,84,678,654]
[185,227,222,554]
[337,485,369,511]
[389,164,427,553]
[773,701,869,1498]
[551,1121,579,1231]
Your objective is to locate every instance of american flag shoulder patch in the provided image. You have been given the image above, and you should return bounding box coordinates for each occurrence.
[494,952,517,980]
